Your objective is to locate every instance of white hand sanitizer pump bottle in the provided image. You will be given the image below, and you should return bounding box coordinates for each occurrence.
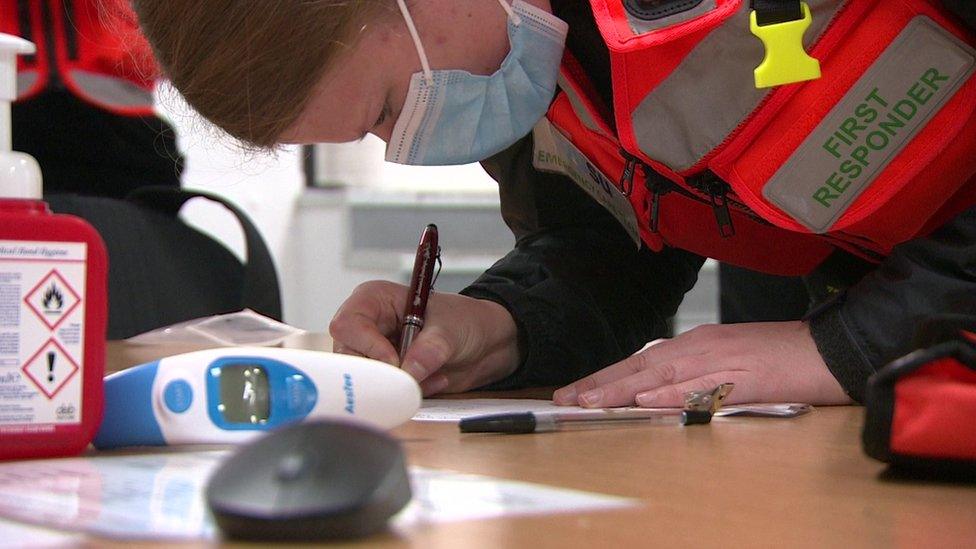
[0,33,41,199]
[0,33,108,461]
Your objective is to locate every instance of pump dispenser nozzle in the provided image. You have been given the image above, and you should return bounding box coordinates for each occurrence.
[0,33,42,200]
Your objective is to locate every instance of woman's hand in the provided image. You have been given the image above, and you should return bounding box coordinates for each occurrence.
[330,281,520,396]
[553,321,853,408]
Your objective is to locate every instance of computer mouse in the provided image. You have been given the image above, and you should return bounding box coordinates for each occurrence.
[206,419,412,541]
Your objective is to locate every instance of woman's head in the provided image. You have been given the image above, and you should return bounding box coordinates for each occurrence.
[131,0,390,148]
[132,1,552,153]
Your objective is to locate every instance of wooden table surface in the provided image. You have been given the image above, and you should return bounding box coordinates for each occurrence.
[7,336,976,547]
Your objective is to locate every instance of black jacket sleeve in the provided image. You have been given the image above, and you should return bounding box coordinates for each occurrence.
[808,0,976,402]
[809,205,976,402]
[461,134,704,389]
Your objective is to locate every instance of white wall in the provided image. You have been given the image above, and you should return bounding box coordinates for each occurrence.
[313,134,497,192]
[155,86,305,265]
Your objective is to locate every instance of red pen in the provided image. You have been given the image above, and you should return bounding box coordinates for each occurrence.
[399,224,439,364]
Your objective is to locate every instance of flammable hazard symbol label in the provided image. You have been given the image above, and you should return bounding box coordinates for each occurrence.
[24,269,82,331]
[22,339,80,400]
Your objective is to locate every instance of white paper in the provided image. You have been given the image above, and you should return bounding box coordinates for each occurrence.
[414,399,589,421]
[0,451,223,540]
[0,450,635,541]
[392,467,633,527]
[414,399,812,422]
[0,518,81,548]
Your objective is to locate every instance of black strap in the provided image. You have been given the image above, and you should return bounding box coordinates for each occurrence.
[16,0,35,63]
[61,0,79,61]
[624,0,707,21]
[751,0,803,26]
[125,186,283,320]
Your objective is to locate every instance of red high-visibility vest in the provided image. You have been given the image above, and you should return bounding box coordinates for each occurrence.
[542,0,976,275]
[0,0,156,116]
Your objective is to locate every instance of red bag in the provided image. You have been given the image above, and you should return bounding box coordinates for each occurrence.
[863,320,976,477]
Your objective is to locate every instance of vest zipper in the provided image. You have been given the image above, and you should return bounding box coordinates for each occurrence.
[644,168,671,233]
[641,164,714,233]
[619,149,638,197]
[689,171,736,238]
[637,160,884,260]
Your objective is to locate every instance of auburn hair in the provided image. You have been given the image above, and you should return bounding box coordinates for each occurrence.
[131,0,387,148]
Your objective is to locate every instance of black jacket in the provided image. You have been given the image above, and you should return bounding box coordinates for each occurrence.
[461,1,976,401]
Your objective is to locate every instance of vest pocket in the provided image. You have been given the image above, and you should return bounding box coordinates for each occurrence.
[711,1,976,254]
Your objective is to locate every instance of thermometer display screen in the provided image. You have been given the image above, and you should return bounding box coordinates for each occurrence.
[218,364,270,424]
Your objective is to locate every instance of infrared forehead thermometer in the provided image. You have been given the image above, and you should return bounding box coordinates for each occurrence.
[94,348,421,449]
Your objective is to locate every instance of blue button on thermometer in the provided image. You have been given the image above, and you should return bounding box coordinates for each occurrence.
[94,348,421,449]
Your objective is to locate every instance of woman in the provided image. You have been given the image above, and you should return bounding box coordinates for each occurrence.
[131,0,976,407]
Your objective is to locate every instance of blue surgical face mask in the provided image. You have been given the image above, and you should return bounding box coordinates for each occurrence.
[386,0,568,166]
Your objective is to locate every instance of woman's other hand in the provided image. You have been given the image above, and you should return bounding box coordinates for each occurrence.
[553,321,852,408]
[330,281,519,396]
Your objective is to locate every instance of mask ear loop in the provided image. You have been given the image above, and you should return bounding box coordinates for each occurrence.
[396,0,434,85]
[496,0,522,26]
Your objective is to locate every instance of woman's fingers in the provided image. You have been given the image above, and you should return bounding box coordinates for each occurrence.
[331,341,366,358]
[557,322,853,409]
[329,281,407,366]
[634,371,752,408]
[552,340,707,405]
[419,373,450,397]
[329,311,400,365]
[572,355,718,408]
[400,324,455,382]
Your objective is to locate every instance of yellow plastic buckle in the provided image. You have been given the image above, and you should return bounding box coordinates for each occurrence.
[750,2,821,88]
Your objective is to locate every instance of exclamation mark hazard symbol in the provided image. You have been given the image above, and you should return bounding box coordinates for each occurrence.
[22,342,78,399]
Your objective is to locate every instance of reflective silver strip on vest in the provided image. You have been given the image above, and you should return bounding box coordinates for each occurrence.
[16,71,39,98]
[625,0,717,35]
[763,17,976,233]
[68,70,153,108]
[557,74,610,137]
[631,0,843,172]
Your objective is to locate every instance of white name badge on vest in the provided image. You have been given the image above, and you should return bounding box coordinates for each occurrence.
[532,119,641,247]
